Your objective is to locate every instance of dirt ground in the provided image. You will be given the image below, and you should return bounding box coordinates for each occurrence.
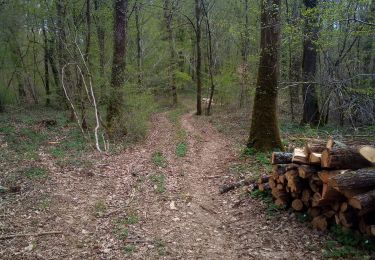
[0,112,327,259]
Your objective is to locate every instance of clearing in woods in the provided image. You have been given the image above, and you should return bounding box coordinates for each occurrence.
[0,112,326,259]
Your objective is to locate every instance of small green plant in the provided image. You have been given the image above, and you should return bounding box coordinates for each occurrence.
[242,147,255,157]
[155,239,166,256]
[152,151,167,167]
[124,244,136,254]
[50,147,66,158]
[255,152,270,166]
[149,173,166,193]
[118,228,129,240]
[38,197,51,210]
[24,167,47,180]
[94,201,107,217]
[322,225,375,258]
[126,213,139,225]
[176,142,187,157]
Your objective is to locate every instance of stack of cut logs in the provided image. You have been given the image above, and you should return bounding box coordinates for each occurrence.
[258,138,375,235]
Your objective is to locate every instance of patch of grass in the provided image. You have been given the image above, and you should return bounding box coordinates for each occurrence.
[242,147,255,157]
[94,201,107,217]
[168,106,188,156]
[24,167,48,180]
[152,151,167,168]
[176,142,187,157]
[38,197,51,210]
[0,125,15,134]
[255,152,270,165]
[323,225,375,258]
[155,239,167,256]
[50,147,66,158]
[117,228,129,240]
[124,244,136,254]
[126,213,139,225]
[149,173,166,193]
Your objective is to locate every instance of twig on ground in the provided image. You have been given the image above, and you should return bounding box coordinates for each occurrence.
[0,231,62,240]
[219,179,257,194]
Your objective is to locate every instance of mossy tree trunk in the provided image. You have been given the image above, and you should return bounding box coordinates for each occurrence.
[106,0,128,138]
[247,0,283,152]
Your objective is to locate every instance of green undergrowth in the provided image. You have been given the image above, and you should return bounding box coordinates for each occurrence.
[149,173,166,193]
[323,225,375,259]
[152,151,167,168]
[168,106,189,157]
[0,107,95,190]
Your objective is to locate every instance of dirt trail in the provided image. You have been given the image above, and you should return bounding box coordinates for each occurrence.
[0,112,325,259]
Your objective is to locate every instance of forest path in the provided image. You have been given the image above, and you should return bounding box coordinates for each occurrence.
[123,112,324,259]
[0,111,325,259]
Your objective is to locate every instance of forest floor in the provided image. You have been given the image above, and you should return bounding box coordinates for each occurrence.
[0,108,333,259]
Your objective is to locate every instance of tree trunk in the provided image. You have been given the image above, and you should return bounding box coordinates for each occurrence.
[106,0,128,137]
[301,0,320,126]
[285,0,301,121]
[195,0,202,115]
[85,0,91,63]
[42,22,50,106]
[94,0,106,97]
[239,0,250,109]
[164,0,177,106]
[247,0,283,151]
[202,1,215,115]
[135,1,142,87]
[56,0,70,107]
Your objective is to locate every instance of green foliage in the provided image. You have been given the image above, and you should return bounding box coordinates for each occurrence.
[125,213,139,225]
[94,201,107,217]
[24,167,47,180]
[323,225,375,258]
[176,142,187,157]
[255,152,270,166]
[242,147,255,157]
[149,173,166,193]
[152,151,167,168]
[123,244,136,254]
[155,239,167,256]
[124,85,158,142]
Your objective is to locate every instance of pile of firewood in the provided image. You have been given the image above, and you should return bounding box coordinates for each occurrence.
[258,138,375,235]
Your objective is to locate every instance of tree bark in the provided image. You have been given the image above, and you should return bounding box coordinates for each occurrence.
[94,0,106,97]
[164,0,177,106]
[239,0,250,109]
[106,0,128,137]
[247,0,283,151]
[135,1,142,87]
[321,147,373,169]
[329,168,375,191]
[42,22,50,106]
[301,0,320,126]
[195,0,202,115]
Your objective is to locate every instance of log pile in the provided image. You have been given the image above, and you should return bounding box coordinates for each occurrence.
[261,138,375,235]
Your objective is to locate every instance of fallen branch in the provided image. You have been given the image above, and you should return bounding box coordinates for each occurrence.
[0,231,62,240]
[219,179,256,194]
